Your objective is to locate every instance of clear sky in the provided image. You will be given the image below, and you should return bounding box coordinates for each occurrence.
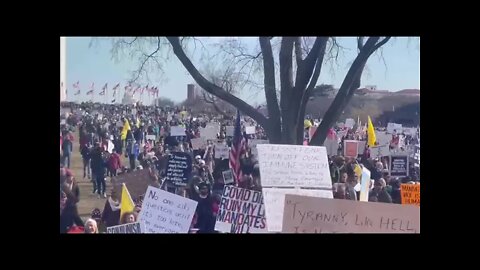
[66,37,419,105]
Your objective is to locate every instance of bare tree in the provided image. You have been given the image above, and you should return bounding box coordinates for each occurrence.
[105,36,392,145]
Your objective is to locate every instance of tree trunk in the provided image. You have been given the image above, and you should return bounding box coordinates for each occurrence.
[309,37,382,146]
[259,37,281,144]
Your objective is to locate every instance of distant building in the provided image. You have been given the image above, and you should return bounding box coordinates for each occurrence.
[187,84,197,102]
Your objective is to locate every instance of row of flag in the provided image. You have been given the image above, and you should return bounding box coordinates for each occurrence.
[68,81,159,102]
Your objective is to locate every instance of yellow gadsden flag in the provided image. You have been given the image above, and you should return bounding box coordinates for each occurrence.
[367,116,376,147]
[121,119,131,141]
[120,183,135,222]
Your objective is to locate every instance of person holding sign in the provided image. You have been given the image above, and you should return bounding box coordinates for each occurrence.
[120,212,137,225]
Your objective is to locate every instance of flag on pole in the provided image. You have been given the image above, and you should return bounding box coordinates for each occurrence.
[86,82,94,95]
[229,110,246,185]
[99,83,107,95]
[121,119,131,140]
[367,116,377,147]
[119,183,135,224]
[73,81,81,95]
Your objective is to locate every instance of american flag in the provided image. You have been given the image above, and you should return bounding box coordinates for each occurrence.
[99,83,107,95]
[229,109,246,185]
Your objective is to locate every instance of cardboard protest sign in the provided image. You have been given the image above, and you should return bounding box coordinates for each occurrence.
[112,169,159,200]
[170,126,186,137]
[222,169,234,185]
[401,184,420,206]
[246,126,256,135]
[403,127,418,136]
[344,140,359,158]
[139,186,197,233]
[282,194,420,233]
[387,123,396,134]
[345,118,355,129]
[226,126,235,137]
[166,152,192,187]
[146,135,156,141]
[106,222,143,234]
[214,143,229,159]
[390,155,409,177]
[256,144,332,189]
[191,138,207,150]
[323,138,339,157]
[215,186,267,233]
[262,188,333,232]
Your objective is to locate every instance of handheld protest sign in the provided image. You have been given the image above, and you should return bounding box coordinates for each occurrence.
[401,184,420,206]
[214,186,267,233]
[165,152,192,187]
[282,195,420,233]
[390,155,409,177]
[222,169,234,185]
[106,222,143,234]
[139,186,197,233]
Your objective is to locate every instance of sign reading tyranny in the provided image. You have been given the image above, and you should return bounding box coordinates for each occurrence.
[106,222,143,234]
[282,194,420,233]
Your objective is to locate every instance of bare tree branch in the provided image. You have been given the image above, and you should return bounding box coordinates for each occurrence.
[130,37,162,83]
[310,36,391,145]
[259,37,281,142]
[294,37,303,65]
[167,36,268,128]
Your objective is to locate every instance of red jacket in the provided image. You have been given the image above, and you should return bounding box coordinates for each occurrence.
[108,153,122,170]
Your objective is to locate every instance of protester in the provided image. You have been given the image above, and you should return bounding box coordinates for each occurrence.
[192,182,216,233]
[120,212,137,224]
[84,218,99,234]
[369,178,393,203]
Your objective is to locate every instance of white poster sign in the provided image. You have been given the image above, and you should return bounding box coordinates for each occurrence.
[345,118,355,129]
[170,126,186,137]
[245,126,256,135]
[262,188,333,232]
[139,186,197,233]
[257,144,333,189]
[226,126,235,137]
